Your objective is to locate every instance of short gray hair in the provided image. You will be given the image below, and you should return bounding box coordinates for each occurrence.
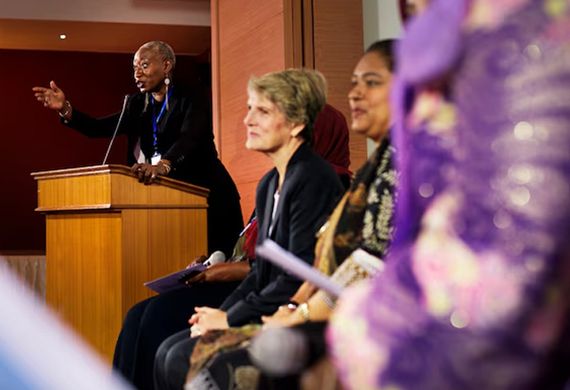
[139,40,176,70]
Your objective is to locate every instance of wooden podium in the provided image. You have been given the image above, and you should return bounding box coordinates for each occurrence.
[31,165,209,362]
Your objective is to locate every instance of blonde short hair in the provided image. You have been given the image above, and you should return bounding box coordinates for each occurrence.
[248,68,327,142]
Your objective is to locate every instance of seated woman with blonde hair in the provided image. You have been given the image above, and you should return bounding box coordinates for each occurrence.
[153,68,344,390]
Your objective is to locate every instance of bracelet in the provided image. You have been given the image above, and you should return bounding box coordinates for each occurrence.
[58,100,72,118]
[297,302,310,322]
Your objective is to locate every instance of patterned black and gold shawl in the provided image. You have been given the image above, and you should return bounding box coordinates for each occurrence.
[315,136,397,276]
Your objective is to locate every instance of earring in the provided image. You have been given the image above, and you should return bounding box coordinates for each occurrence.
[143,92,150,113]
[164,77,171,111]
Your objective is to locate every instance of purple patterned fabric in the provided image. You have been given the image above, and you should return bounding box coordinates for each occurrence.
[328,0,570,388]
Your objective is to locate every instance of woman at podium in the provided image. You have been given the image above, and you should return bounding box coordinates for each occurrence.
[32,40,243,258]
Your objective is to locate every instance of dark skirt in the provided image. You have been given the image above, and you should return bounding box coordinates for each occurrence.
[113,281,241,390]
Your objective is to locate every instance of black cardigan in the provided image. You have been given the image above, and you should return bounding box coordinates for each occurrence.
[221,143,344,326]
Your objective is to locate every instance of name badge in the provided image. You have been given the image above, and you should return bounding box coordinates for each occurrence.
[151,153,162,166]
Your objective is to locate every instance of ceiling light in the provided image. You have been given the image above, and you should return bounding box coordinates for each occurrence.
[59,34,67,40]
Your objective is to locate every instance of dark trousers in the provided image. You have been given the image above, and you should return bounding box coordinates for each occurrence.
[113,281,241,390]
[154,329,199,390]
[205,176,244,258]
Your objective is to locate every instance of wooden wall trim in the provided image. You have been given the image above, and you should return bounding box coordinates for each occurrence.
[283,0,314,69]
[302,0,315,69]
[213,0,287,220]
[284,0,301,68]
[210,0,222,155]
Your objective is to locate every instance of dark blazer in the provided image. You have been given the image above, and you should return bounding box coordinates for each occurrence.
[62,85,243,256]
[63,85,226,188]
[221,143,344,326]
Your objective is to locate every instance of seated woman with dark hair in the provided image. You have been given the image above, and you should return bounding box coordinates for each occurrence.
[153,68,344,390]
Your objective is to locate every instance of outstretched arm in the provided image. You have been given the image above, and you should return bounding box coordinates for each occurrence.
[32,80,69,118]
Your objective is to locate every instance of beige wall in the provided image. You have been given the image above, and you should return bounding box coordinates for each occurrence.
[362,0,403,155]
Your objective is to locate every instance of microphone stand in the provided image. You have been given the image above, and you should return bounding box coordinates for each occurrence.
[102,95,129,165]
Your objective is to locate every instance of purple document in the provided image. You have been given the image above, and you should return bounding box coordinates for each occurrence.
[144,263,207,294]
[256,239,343,297]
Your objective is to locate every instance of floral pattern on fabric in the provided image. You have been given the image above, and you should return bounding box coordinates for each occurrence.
[315,137,397,276]
[328,282,389,390]
[186,325,260,382]
[329,0,570,388]
[409,91,457,136]
[467,0,530,29]
[360,142,397,258]
[412,191,525,329]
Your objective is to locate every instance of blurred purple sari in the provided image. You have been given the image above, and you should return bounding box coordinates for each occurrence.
[328,0,570,388]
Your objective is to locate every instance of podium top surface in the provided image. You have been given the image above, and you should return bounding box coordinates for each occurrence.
[31,164,210,212]
[32,164,209,196]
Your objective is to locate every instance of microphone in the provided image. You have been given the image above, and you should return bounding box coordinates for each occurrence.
[248,322,329,376]
[202,250,226,267]
[102,94,129,165]
[249,327,309,376]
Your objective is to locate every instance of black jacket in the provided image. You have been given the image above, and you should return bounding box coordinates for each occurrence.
[63,85,233,192]
[221,143,343,326]
[63,85,243,255]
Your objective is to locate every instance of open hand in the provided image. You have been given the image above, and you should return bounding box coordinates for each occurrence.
[32,80,66,111]
[261,305,302,328]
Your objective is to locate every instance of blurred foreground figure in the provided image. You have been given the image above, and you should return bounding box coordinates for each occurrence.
[0,262,130,390]
[329,0,570,389]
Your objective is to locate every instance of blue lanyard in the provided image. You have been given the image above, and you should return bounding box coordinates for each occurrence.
[150,87,173,154]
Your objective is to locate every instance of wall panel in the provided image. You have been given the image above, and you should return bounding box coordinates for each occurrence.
[313,0,366,169]
[213,0,364,219]
[213,0,286,218]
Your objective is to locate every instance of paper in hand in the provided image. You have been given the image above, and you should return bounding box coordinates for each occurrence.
[255,239,343,297]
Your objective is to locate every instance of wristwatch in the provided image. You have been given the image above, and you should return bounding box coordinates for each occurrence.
[298,302,310,321]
